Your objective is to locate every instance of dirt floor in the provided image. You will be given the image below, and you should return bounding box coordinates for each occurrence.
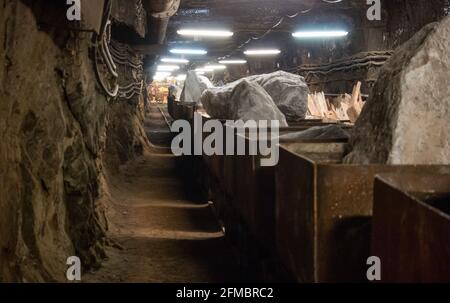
[85,106,241,283]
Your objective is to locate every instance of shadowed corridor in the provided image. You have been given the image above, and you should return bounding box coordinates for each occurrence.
[85,106,241,283]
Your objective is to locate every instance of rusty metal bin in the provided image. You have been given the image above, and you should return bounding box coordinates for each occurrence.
[200,121,351,280]
[372,172,450,282]
[171,101,196,120]
[231,130,349,248]
[222,123,352,196]
[204,123,345,196]
[276,143,450,282]
[203,121,351,235]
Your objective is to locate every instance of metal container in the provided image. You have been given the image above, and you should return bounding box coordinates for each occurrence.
[202,121,352,236]
[206,122,352,193]
[170,101,196,120]
[205,122,350,198]
[219,122,351,246]
[201,121,352,280]
[276,143,450,282]
[233,137,349,247]
[371,172,450,282]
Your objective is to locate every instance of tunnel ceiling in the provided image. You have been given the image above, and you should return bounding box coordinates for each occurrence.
[164,0,367,61]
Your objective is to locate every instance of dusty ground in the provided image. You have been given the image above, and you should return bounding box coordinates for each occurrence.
[85,106,241,283]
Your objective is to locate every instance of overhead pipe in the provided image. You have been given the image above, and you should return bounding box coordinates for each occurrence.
[143,0,181,44]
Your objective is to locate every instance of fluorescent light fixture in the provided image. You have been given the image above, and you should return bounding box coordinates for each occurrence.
[219,59,247,64]
[176,74,187,81]
[177,29,234,38]
[244,49,281,56]
[170,48,207,55]
[161,58,189,64]
[196,71,206,75]
[292,30,349,38]
[204,64,227,70]
[157,65,180,72]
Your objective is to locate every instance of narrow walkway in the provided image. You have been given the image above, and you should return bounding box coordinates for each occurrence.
[85,106,240,283]
[144,105,174,147]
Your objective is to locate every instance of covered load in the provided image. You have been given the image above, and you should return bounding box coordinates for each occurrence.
[344,16,450,165]
[248,71,309,121]
[201,71,308,123]
[202,79,288,126]
[180,71,213,104]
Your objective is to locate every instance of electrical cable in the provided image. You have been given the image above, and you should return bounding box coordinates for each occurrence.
[94,0,119,97]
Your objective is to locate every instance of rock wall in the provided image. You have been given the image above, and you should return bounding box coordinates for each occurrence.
[0,1,109,281]
[111,0,149,48]
[344,16,450,165]
[105,4,151,174]
[0,0,150,282]
[385,0,449,48]
[111,0,147,39]
[105,80,151,173]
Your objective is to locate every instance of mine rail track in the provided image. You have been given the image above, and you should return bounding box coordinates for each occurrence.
[158,106,173,129]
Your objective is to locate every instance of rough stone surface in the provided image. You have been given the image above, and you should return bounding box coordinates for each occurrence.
[345,16,450,165]
[111,0,147,38]
[279,125,350,141]
[0,0,150,282]
[105,98,150,174]
[202,80,288,126]
[180,71,213,103]
[105,40,150,173]
[0,1,108,282]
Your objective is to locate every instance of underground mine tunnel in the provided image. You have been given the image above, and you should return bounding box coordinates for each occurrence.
[0,0,449,285]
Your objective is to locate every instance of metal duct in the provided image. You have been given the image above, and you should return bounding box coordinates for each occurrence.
[143,0,181,44]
